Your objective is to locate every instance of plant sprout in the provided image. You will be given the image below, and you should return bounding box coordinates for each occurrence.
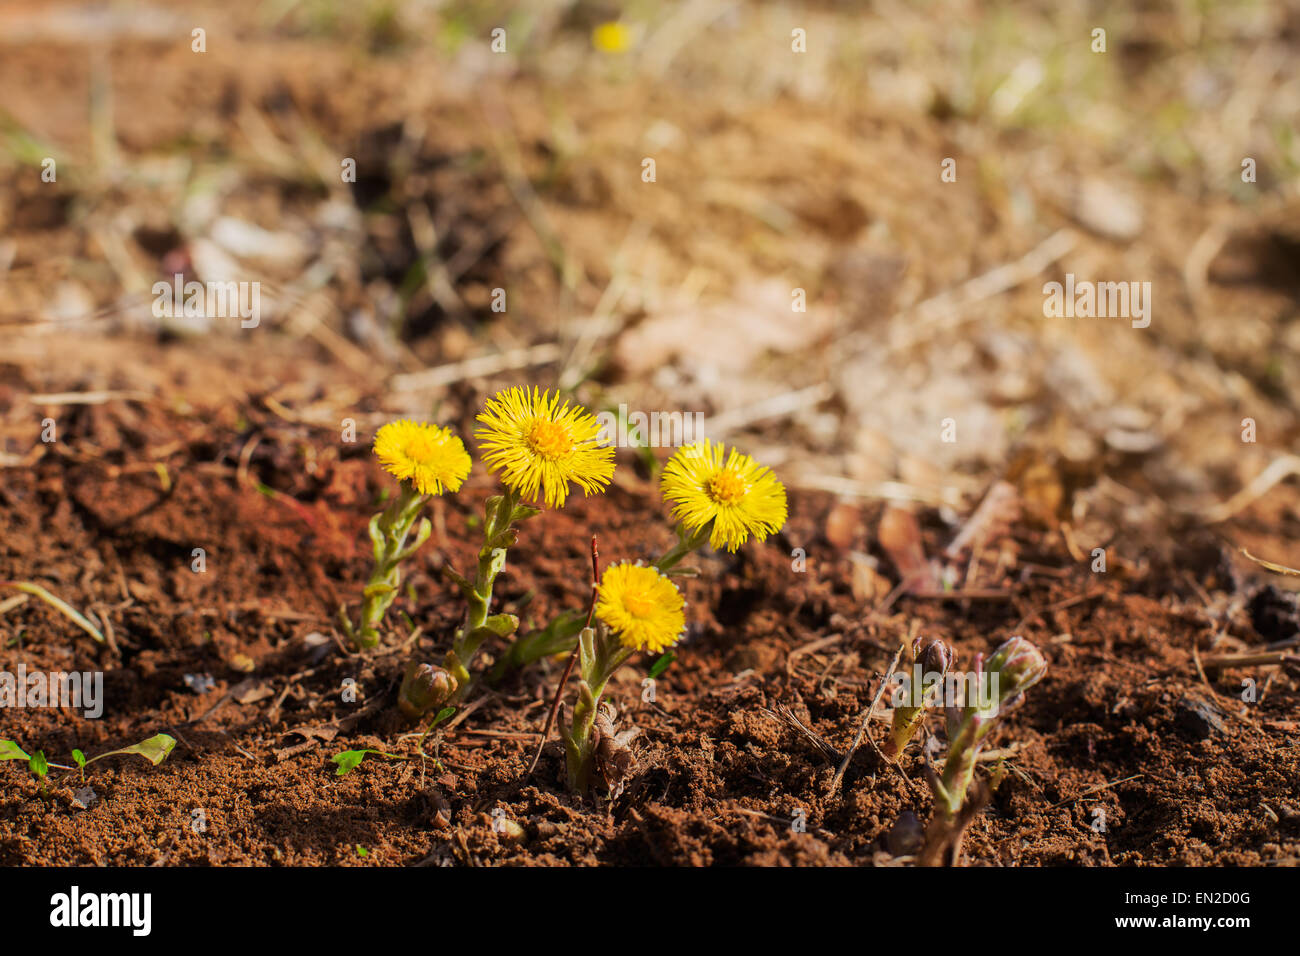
[1,734,177,787]
[559,562,685,793]
[920,636,1048,864]
[341,420,471,649]
[883,636,953,759]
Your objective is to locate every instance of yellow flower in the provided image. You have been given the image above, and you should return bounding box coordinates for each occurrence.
[595,563,685,654]
[591,21,631,54]
[475,387,615,509]
[661,440,787,552]
[373,420,472,496]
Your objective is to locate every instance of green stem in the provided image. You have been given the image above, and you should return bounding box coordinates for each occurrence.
[655,522,711,572]
[353,482,428,649]
[936,710,986,819]
[561,626,632,793]
[445,487,523,700]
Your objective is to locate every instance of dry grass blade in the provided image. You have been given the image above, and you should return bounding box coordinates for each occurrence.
[390,344,563,392]
[1194,455,1300,524]
[767,703,842,765]
[1200,651,1300,672]
[830,641,905,794]
[1239,547,1300,577]
[0,580,105,644]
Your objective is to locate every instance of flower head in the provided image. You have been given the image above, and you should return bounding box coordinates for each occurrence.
[591,21,631,54]
[985,636,1048,706]
[660,440,787,552]
[475,387,615,509]
[595,563,685,654]
[373,420,472,496]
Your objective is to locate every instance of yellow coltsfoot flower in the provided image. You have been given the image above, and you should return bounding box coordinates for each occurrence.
[661,439,788,552]
[562,558,687,794]
[595,562,685,654]
[591,21,632,54]
[475,387,615,509]
[373,420,472,496]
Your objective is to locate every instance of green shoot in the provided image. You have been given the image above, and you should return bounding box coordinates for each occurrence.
[331,748,405,776]
[0,734,177,786]
[647,651,676,681]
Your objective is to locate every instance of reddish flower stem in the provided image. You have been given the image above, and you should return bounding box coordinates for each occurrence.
[526,536,599,776]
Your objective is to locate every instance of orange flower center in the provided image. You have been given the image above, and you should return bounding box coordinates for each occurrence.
[706,470,746,505]
[621,589,656,618]
[526,420,574,460]
[404,432,441,463]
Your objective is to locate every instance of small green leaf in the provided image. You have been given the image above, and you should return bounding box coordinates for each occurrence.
[111,734,177,766]
[368,514,386,563]
[510,504,541,522]
[0,740,30,761]
[337,605,357,639]
[71,749,86,768]
[648,652,676,680]
[428,706,456,730]
[481,613,519,637]
[29,751,49,779]
[330,748,404,776]
[483,495,505,529]
[441,565,475,599]
[356,844,369,857]
[397,517,432,560]
[332,750,368,775]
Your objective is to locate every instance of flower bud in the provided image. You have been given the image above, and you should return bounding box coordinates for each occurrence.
[985,636,1047,705]
[915,635,953,676]
[398,661,458,719]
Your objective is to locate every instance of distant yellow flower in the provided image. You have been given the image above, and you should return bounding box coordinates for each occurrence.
[373,420,471,496]
[591,21,631,54]
[661,440,787,552]
[595,563,685,654]
[476,387,615,508]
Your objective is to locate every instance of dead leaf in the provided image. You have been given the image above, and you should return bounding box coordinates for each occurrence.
[825,501,862,550]
[274,724,339,761]
[879,505,938,594]
[850,552,891,603]
[593,704,638,800]
[231,678,274,705]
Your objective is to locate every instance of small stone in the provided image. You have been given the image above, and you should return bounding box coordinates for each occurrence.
[183,673,216,694]
[1071,178,1143,241]
[886,810,924,856]
[1176,695,1232,739]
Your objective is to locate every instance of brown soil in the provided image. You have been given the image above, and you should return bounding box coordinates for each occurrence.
[1,337,1297,865]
